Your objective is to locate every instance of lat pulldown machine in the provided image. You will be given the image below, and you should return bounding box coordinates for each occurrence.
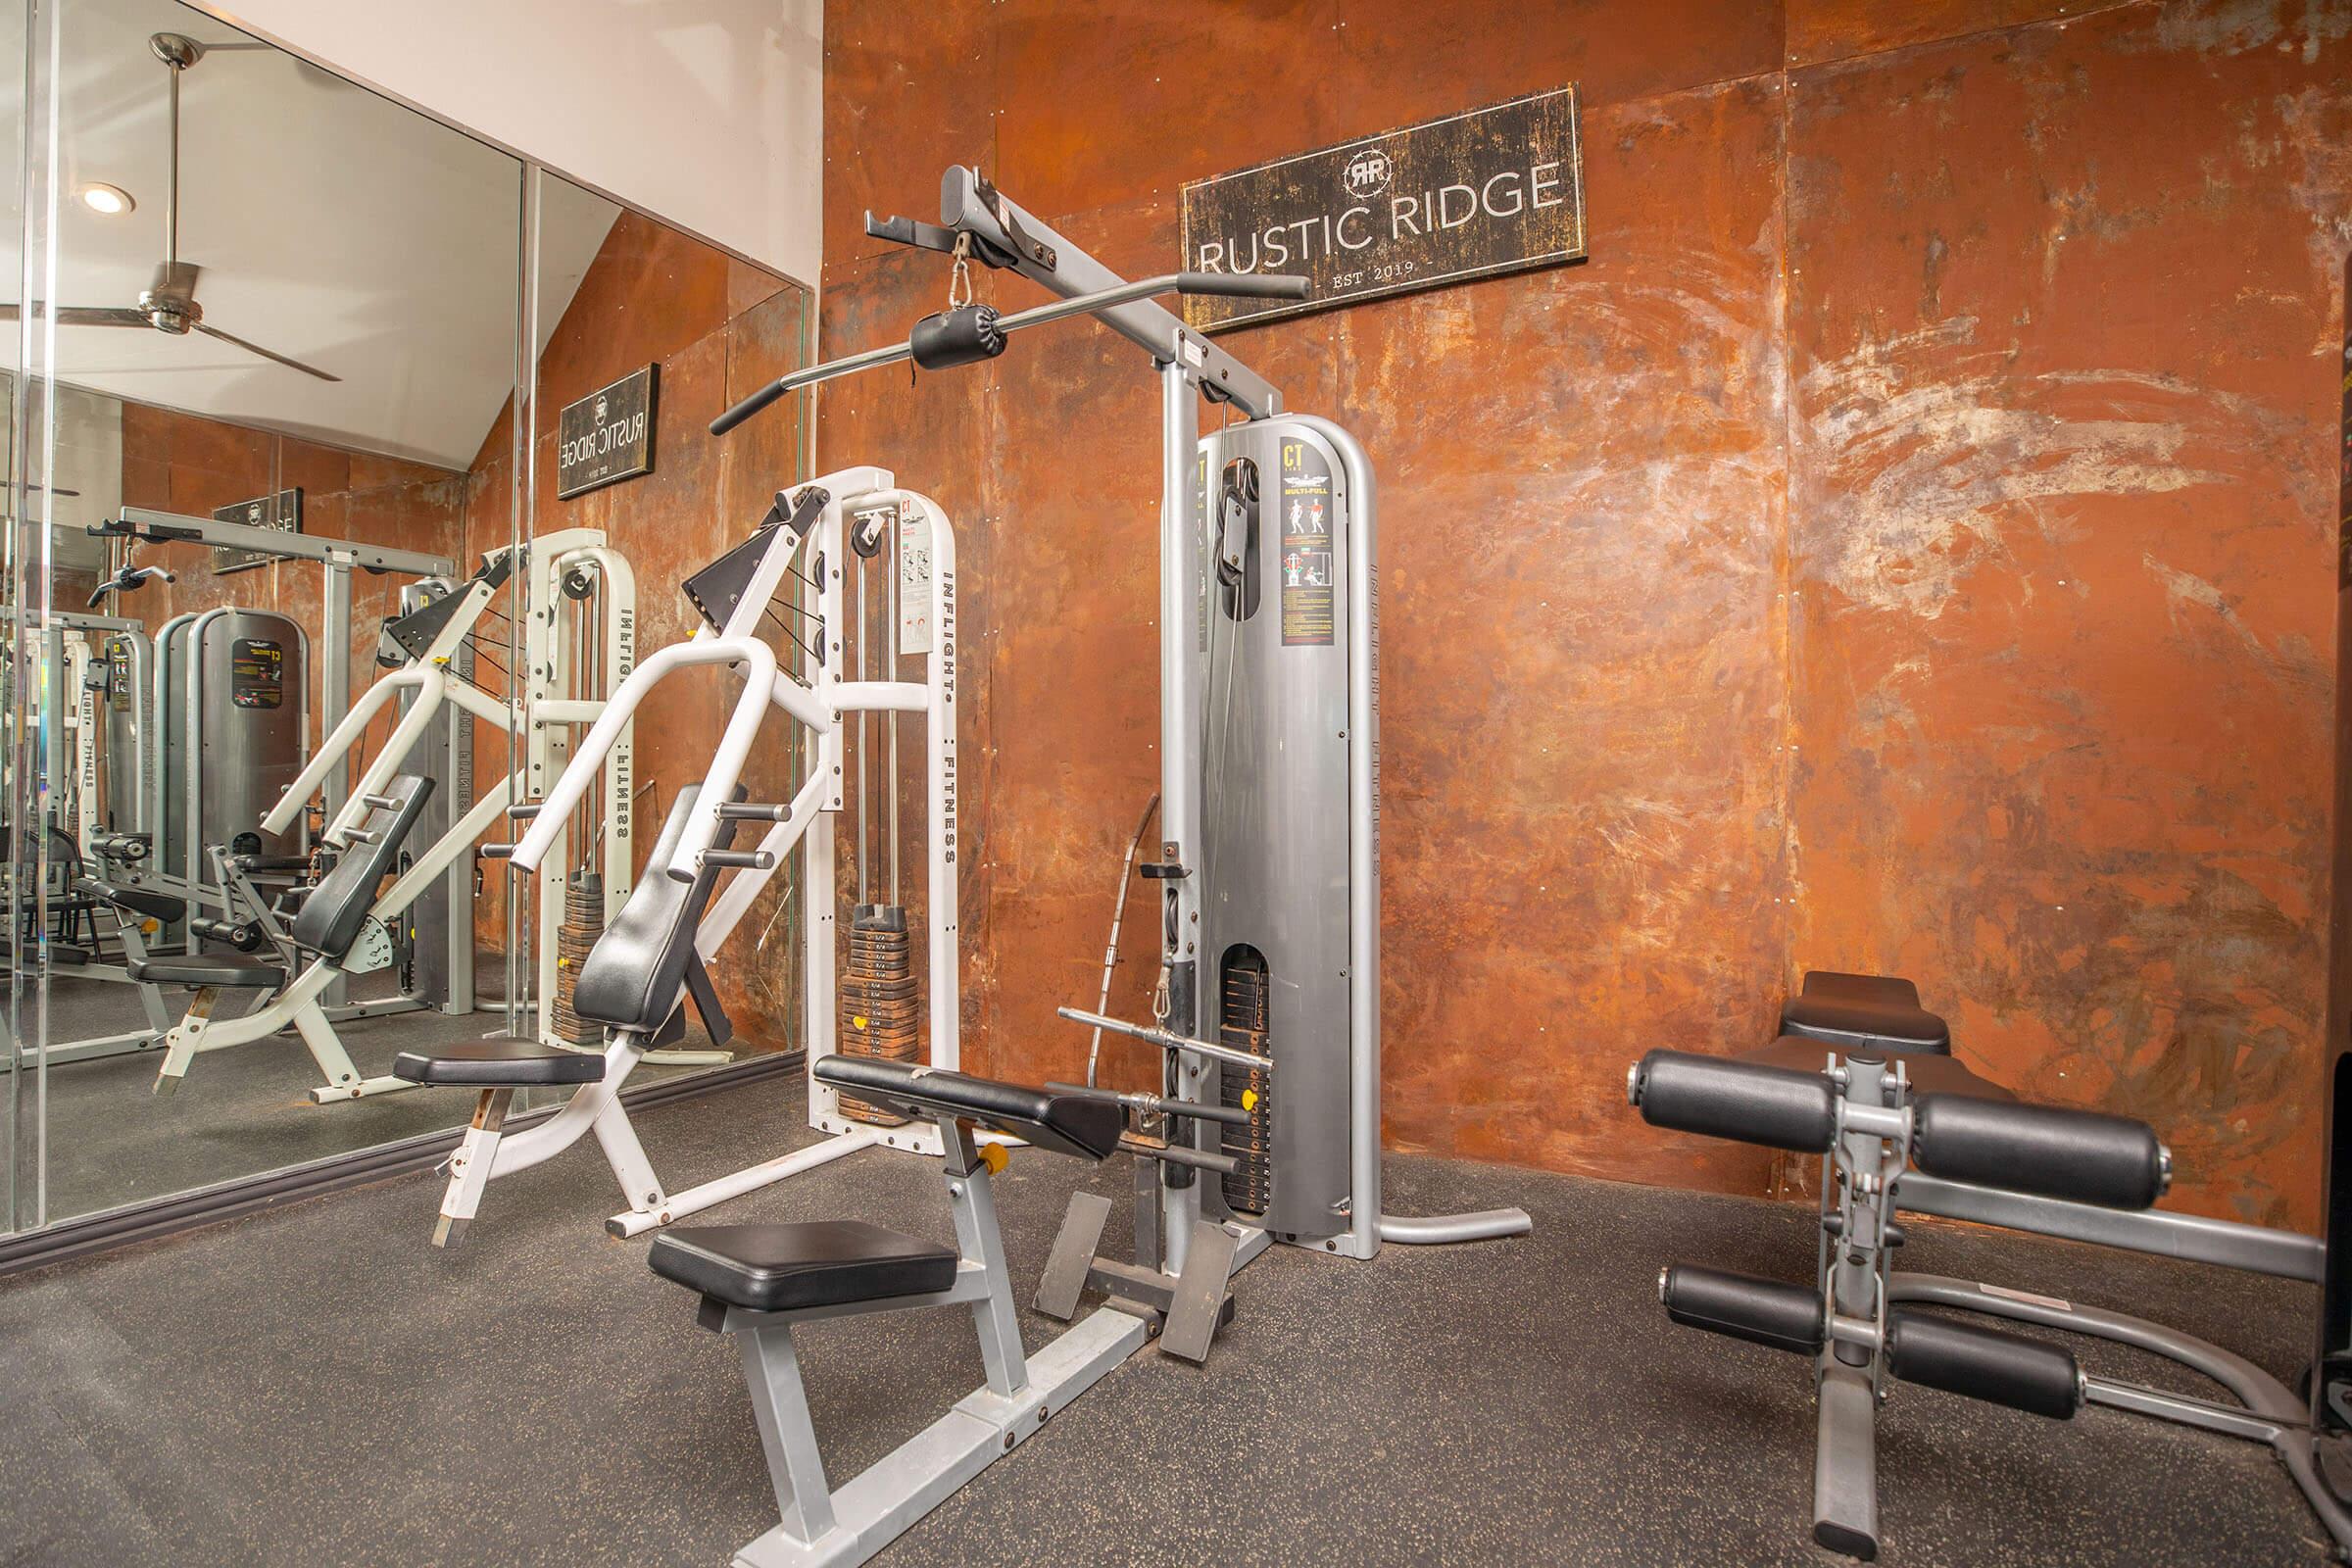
[712,168,1528,1361]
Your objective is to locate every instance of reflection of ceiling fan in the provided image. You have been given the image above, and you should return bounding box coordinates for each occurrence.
[5,32,340,383]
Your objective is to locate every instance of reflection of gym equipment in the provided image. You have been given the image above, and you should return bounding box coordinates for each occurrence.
[75,507,477,1097]
[130,776,443,1099]
[712,170,1528,1357]
[395,476,958,1244]
[1633,971,2351,1559]
[647,1055,1153,1568]
[0,609,179,1067]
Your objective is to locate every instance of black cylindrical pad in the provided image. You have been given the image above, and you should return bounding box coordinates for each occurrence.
[1661,1264,1825,1354]
[1911,1093,2168,1209]
[1632,1049,1838,1152]
[909,305,1005,369]
[1886,1309,2082,1419]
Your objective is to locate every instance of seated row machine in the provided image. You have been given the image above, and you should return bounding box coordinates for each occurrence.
[648,1054,1152,1568]
[1632,972,2352,1559]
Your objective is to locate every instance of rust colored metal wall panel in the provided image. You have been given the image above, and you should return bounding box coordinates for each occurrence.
[823,0,1001,271]
[1785,6,2352,1228]
[1345,79,1792,1184]
[821,1,2352,1213]
[1785,0,2087,67]
[1332,0,1782,126]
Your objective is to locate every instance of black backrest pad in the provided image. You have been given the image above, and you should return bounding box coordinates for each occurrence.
[289,774,435,957]
[571,785,741,1033]
[814,1055,1123,1162]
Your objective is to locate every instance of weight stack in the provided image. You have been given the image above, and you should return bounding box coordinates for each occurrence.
[840,903,919,1125]
[1219,954,1273,1216]
[550,871,605,1045]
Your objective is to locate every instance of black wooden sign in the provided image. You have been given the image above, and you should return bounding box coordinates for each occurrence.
[211,488,303,576]
[558,364,658,501]
[1180,86,1585,333]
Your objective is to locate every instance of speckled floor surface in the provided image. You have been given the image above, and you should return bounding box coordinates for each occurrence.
[0,1072,2333,1567]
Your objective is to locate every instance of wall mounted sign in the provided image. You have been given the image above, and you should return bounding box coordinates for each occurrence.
[1179,85,1585,333]
[558,364,659,501]
[211,488,303,575]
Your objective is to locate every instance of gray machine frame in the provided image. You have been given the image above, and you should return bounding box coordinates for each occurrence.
[739,172,1526,1354]
[701,1111,1148,1568]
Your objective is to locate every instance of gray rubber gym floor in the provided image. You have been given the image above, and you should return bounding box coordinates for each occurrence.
[0,1071,2329,1567]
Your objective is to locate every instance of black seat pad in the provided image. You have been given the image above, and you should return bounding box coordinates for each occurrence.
[1782,970,1951,1055]
[76,877,183,923]
[813,1054,1123,1160]
[1744,1033,2013,1102]
[572,785,739,1034]
[290,774,435,959]
[649,1221,957,1313]
[128,954,284,989]
[391,1041,606,1086]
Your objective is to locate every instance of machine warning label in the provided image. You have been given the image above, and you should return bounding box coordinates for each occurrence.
[229,638,285,709]
[1280,439,1335,646]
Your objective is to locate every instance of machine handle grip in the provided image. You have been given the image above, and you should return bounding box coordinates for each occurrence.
[1628,1050,1837,1152]
[1177,270,1309,301]
[188,916,264,953]
[1910,1094,2170,1209]
[710,378,788,437]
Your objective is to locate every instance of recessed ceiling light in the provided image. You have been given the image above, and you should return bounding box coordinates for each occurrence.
[78,182,134,216]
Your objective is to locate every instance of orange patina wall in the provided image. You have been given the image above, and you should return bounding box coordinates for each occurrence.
[818,1,2352,1224]
[463,210,809,1042]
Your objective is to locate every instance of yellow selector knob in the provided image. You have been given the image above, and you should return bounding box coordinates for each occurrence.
[1241,1089,1259,1112]
[980,1143,1009,1174]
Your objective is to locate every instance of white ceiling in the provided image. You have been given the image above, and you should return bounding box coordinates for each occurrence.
[9,0,617,470]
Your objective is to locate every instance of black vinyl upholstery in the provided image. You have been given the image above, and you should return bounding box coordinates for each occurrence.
[571,785,739,1036]
[290,775,435,959]
[391,1040,607,1086]
[1781,970,1951,1055]
[649,1220,957,1313]
[76,878,184,923]
[813,1055,1124,1161]
[1742,1033,2013,1102]
[127,954,284,989]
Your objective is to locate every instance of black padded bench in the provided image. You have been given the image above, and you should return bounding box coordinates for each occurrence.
[650,1056,1121,1316]
[1781,970,1950,1055]
[645,1054,1151,1568]
[1758,970,2003,1102]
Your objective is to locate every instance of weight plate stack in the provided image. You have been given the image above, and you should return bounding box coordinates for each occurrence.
[840,903,918,1125]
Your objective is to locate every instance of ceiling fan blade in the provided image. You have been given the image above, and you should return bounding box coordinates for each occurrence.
[59,306,152,327]
[0,304,151,326]
[193,320,341,382]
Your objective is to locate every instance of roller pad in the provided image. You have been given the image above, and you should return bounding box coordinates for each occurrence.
[1886,1309,2082,1419]
[1661,1264,1824,1355]
[1912,1093,2167,1209]
[1631,1050,1837,1152]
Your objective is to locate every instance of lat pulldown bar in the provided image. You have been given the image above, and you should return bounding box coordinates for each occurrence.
[710,271,1309,436]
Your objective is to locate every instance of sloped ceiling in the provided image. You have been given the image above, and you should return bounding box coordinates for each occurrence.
[14,0,615,469]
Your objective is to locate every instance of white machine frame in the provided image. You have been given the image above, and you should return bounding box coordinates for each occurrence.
[439,467,958,1240]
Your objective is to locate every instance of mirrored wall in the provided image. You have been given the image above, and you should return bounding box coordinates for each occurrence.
[1,0,810,1236]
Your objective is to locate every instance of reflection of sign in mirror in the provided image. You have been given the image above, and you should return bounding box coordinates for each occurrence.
[1179,86,1585,333]
[559,365,659,501]
[211,489,303,575]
